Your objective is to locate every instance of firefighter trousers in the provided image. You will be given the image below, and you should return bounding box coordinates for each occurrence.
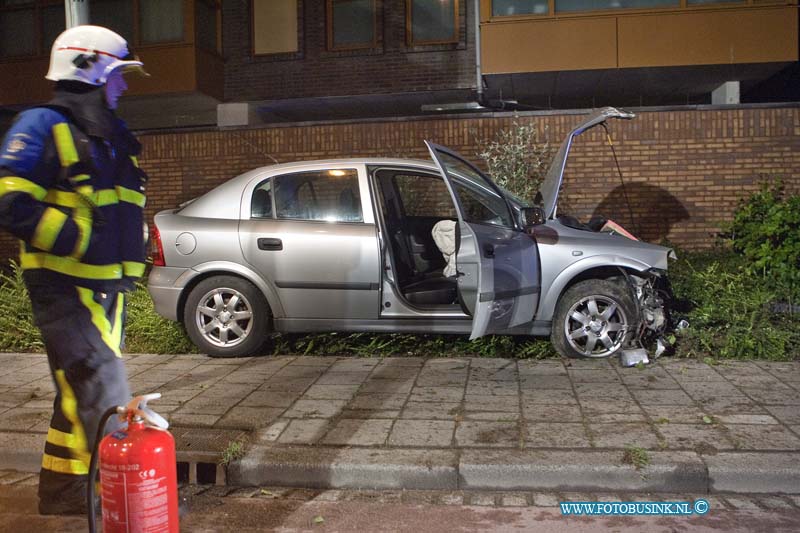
[27,281,131,511]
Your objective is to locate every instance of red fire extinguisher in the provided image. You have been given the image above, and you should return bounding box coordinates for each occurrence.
[88,393,179,533]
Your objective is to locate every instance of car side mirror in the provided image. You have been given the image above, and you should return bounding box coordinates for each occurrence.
[520,206,545,229]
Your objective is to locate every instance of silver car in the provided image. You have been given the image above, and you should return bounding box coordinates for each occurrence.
[148,107,674,358]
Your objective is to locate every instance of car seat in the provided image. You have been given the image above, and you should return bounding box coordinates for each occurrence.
[338,188,360,221]
[401,219,458,306]
[251,188,271,218]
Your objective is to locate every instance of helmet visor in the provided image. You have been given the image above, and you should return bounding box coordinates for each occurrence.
[104,55,149,81]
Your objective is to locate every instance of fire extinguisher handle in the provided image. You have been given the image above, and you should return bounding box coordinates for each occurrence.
[141,407,169,430]
[124,393,169,430]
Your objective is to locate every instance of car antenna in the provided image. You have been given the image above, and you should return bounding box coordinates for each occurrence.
[601,123,640,238]
[234,132,280,165]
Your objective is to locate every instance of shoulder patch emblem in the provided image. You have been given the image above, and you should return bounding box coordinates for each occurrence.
[7,139,26,153]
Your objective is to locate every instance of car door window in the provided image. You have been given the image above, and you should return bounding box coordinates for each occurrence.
[435,153,514,228]
[274,169,363,222]
[394,173,457,218]
[250,180,273,218]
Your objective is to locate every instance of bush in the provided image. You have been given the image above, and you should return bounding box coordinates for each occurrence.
[666,184,800,361]
[669,251,798,361]
[476,121,552,203]
[726,181,800,303]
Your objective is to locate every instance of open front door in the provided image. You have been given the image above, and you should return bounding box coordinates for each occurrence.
[425,142,540,339]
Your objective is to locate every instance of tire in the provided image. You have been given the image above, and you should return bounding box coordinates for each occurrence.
[183,275,270,357]
[550,279,636,359]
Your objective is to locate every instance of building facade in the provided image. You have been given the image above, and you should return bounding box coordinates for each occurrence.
[1,1,797,128]
[0,1,797,262]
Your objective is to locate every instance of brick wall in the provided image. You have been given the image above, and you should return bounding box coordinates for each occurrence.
[222,1,476,101]
[0,105,798,261]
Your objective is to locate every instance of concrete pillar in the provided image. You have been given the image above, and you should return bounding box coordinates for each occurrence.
[217,103,252,127]
[712,81,740,105]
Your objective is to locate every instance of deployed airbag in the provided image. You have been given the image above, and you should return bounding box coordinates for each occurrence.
[432,219,457,277]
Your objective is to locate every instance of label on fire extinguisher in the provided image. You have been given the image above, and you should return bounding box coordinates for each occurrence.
[102,466,171,532]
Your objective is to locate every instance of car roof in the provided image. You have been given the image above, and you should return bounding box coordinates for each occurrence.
[252,157,437,172]
[177,157,441,219]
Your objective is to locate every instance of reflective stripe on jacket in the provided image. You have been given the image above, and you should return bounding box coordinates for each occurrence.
[0,107,147,289]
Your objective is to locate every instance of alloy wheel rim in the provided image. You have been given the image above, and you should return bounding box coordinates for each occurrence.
[195,287,254,348]
[564,294,628,357]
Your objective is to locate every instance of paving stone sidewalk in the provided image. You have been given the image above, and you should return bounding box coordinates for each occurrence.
[0,353,798,493]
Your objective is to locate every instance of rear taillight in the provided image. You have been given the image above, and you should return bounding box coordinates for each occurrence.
[150,224,165,266]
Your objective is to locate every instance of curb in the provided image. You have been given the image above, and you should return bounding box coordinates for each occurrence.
[229,444,800,495]
[229,445,459,490]
[458,450,707,493]
[0,432,43,473]
[705,452,800,494]
[4,430,799,495]
[0,427,246,484]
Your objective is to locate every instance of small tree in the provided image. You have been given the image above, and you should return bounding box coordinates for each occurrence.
[476,121,552,204]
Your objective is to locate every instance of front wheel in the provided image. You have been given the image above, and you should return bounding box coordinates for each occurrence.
[183,276,270,357]
[550,279,636,359]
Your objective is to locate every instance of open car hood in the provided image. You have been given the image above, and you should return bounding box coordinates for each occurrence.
[538,107,635,220]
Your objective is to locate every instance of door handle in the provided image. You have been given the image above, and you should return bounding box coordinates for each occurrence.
[483,243,495,258]
[258,238,283,251]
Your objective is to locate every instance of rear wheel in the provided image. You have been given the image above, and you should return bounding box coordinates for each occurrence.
[184,275,270,357]
[551,279,636,359]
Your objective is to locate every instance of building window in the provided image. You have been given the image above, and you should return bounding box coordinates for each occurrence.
[139,0,183,44]
[327,0,377,51]
[253,0,299,55]
[41,2,65,54]
[0,0,193,60]
[492,0,548,16]
[0,1,35,58]
[196,0,221,53]
[91,0,186,46]
[0,0,65,58]
[91,0,135,44]
[407,0,458,46]
[555,0,678,13]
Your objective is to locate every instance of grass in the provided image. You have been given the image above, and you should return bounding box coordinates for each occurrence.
[621,445,650,471]
[219,439,246,466]
[266,331,557,359]
[0,249,797,361]
[0,262,193,354]
[0,262,44,352]
[124,282,196,354]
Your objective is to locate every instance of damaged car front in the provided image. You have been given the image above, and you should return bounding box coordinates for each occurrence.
[525,107,678,362]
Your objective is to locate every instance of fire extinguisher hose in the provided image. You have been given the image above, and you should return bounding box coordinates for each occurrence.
[88,405,123,533]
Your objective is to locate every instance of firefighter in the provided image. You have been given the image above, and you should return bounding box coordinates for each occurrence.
[0,25,149,515]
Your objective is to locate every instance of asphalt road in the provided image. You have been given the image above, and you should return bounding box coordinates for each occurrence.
[1,479,798,532]
[176,490,800,532]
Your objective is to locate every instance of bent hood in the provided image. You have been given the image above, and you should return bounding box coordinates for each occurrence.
[538,107,635,220]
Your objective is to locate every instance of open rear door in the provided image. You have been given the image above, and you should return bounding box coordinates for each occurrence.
[425,142,540,339]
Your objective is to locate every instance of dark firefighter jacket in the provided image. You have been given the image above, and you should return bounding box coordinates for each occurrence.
[0,86,147,291]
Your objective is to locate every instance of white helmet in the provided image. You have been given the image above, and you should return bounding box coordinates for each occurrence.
[46,25,147,86]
